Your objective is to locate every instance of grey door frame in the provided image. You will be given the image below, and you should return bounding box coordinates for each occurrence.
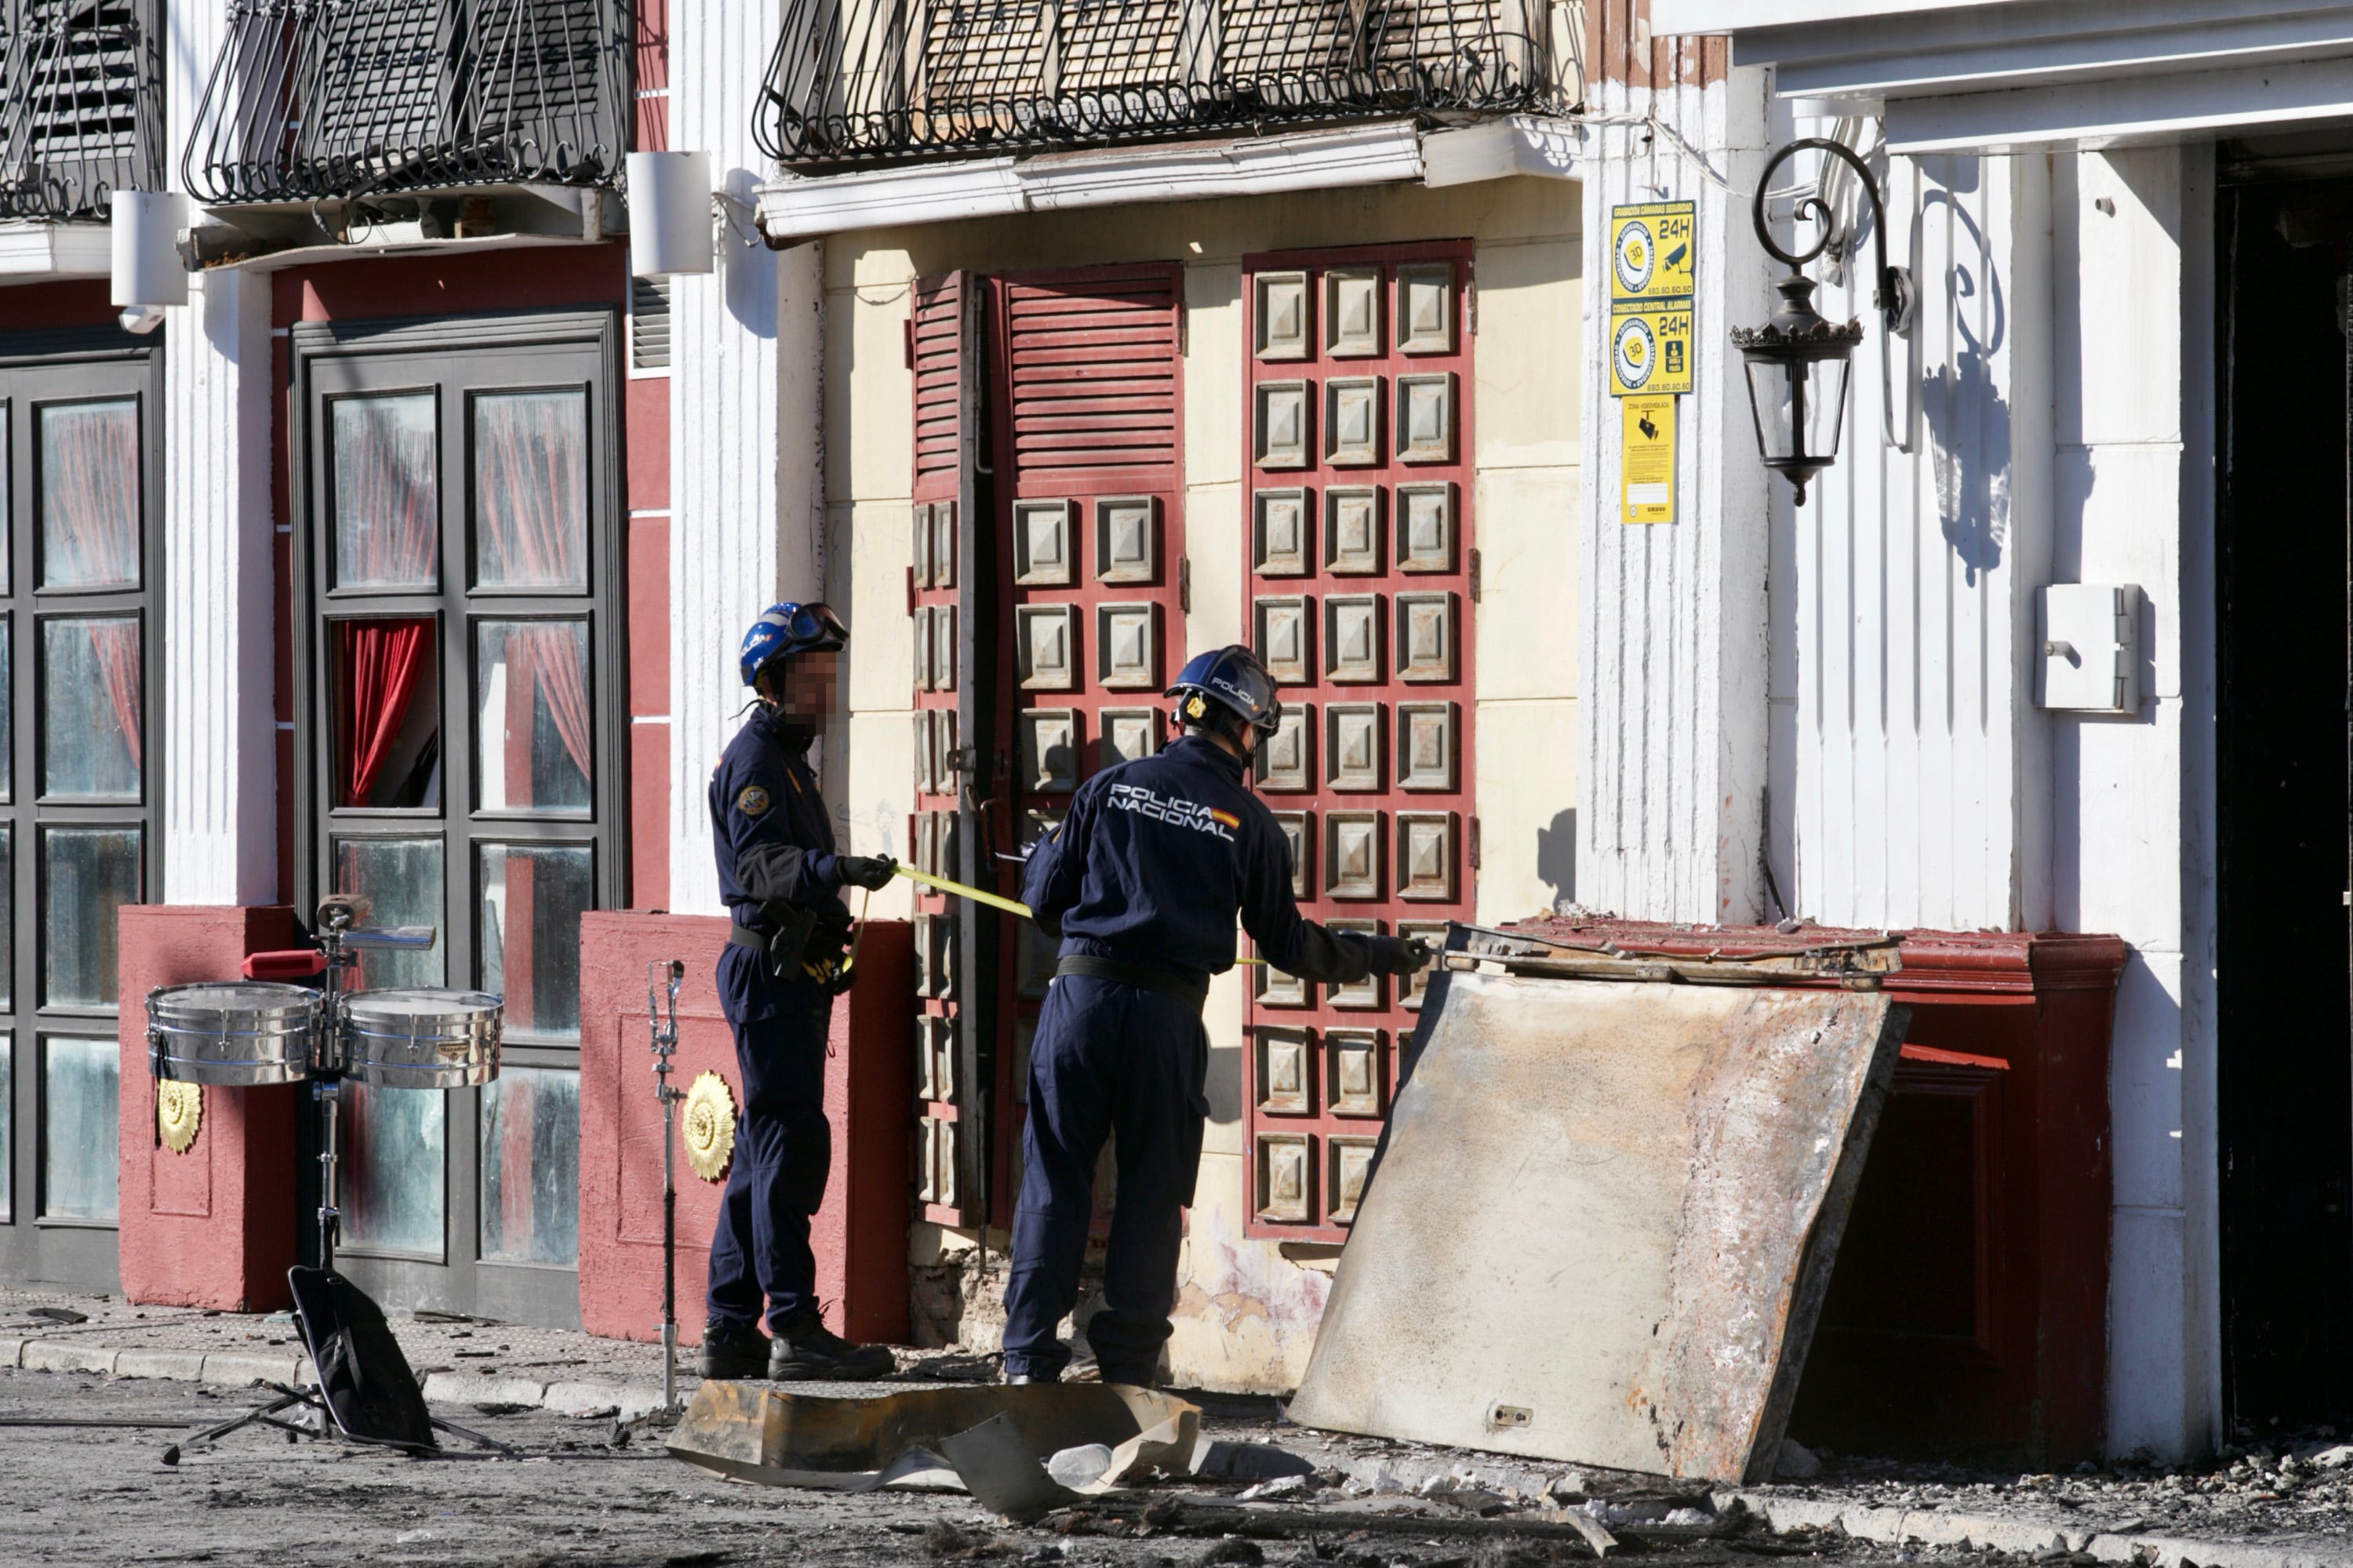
[289,309,626,1326]
[0,325,165,1294]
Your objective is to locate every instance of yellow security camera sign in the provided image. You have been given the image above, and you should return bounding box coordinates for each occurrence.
[1609,200,1696,399]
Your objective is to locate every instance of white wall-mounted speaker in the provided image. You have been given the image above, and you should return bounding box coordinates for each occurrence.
[111,191,189,308]
[627,151,716,278]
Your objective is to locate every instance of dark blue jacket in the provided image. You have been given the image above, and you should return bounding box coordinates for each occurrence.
[709,704,846,1024]
[1019,733,1369,992]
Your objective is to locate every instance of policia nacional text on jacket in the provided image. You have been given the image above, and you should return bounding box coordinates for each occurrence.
[1001,645,1430,1388]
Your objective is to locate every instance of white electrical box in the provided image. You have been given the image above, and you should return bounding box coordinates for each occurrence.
[2038,583,2143,714]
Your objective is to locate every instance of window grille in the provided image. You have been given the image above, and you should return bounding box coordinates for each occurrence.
[758,0,1584,168]
[0,0,161,222]
[184,0,631,206]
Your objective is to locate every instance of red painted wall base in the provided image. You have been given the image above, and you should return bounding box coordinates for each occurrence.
[115,905,304,1312]
[578,912,912,1348]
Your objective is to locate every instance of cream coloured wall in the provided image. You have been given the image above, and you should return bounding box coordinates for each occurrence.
[819,175,1582,1391]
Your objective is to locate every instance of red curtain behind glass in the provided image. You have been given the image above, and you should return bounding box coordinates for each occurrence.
[337,619,431,806]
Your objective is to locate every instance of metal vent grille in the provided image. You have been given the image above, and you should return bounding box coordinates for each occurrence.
[630,275,671,371]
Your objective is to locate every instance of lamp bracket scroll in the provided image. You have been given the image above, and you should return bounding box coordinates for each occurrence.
[1755,136,1916,340]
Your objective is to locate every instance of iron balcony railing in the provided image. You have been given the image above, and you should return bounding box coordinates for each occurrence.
[758,0,1584,168]
[184,0,631,206]
[0,0,162,223]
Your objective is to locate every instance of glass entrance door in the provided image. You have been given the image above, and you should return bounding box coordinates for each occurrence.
[294,314,624,1326]
[0,329,161,1294]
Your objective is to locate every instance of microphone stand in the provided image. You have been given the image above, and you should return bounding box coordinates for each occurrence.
[647,960,685,1411]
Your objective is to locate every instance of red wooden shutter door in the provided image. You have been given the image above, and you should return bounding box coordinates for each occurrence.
[908,271,993,1226]
[987,264,1187,1227]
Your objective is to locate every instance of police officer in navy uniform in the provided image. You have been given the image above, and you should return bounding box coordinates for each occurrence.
[1002,645,1431,1387]
[697,602,900,1382]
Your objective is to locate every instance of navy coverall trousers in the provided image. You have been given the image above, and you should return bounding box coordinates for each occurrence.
[704,966,834,1331]
[1001,974,1210,1383]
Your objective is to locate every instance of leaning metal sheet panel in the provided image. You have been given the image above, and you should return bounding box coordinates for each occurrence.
[1288,971,1906,1483]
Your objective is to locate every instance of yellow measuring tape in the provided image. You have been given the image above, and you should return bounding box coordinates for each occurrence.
[894,862,1034,919]
[892,864,1268,965]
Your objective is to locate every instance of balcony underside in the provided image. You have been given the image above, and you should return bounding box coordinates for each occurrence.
[759,0,1585,169]
[755,112,1581,242]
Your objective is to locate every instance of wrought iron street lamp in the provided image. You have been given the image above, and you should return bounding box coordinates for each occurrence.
[1733,137,1915,504]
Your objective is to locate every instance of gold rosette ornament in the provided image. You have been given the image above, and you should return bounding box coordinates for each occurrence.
[158,1081,202,1155]
[682,1071,738,1183]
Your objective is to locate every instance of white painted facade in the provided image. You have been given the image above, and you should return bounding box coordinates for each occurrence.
[1575,62,1773,925]
[1588,1,2298,1460]
[668,0,809,920]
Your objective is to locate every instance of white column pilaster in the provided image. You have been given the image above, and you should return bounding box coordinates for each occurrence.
[667,0,797,915]
[162,0,277,904]
[1577,66,1773,923]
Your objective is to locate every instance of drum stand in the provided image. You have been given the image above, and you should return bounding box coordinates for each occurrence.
[648,961,685,1412]
[179,901,510,1460]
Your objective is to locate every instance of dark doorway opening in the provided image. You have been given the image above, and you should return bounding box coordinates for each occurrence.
[2216,173,2353,1435]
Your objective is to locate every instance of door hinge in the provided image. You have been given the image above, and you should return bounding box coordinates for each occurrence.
[1177,297,1188,356]
[1466,277,1478,337]
[906,564,917,619]
[903,317,915,369]
[1468,815,1482,871]
[1468,547,1482,604]
[1180,555,1192,614]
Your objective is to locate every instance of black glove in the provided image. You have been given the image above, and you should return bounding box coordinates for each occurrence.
[1362,934,1434,977]
[835,853,897,892]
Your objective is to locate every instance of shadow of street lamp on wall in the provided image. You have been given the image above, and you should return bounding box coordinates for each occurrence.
[1733,137,1918,504]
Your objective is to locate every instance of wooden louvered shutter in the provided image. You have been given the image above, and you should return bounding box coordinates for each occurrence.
[5,0,157,217]
[907,271,995,1228]
[467,0,623,172]
[988,264,1187,1228]
[308,0,452,167]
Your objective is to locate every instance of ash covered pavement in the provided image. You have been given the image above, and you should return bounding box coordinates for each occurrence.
[0,1355,2342,1568]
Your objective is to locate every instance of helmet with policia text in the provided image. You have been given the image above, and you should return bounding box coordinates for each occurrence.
[739,602,849,688]
[1166,645,1282,736]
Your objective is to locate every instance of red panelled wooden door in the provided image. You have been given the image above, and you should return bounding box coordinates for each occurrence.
[903,264,1188,1231]
[1238,242,1478,1242]
[986,264,1187,1227]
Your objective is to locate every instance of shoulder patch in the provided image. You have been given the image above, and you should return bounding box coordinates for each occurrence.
[736,785,771,817]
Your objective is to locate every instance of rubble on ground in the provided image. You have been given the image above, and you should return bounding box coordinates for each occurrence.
[1745,1432,2353,1555]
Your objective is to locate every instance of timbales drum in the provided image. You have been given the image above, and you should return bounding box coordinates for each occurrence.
[146,982,322,1086]
[340,988,502,1090]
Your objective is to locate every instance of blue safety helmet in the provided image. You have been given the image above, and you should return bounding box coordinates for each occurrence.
[739,601,849,689]
[1166,645,1282,735]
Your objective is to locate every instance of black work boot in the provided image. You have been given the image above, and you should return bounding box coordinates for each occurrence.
[768,1308,894,1382]
[696,1318,769,1381]
[1093,1362,1161,1389]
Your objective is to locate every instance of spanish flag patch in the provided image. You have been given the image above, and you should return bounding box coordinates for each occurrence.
[1208,807,1240,830]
